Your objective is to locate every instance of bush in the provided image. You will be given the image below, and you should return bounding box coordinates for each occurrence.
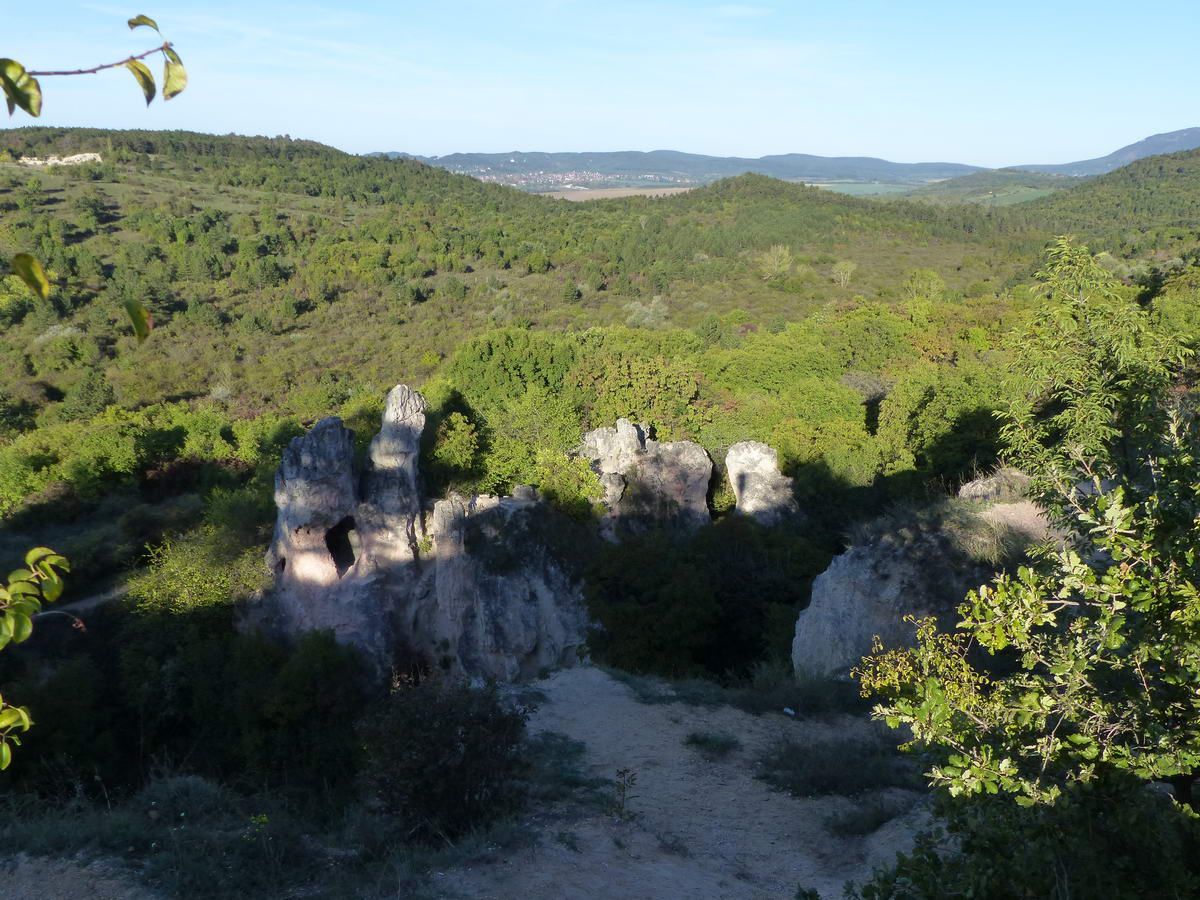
[755,732,918,797]
[358,679,531,842]
[849,781,1200,899]
[586,517,828,677]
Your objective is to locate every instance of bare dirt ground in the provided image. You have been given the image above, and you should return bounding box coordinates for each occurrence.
[543,187,695,201]
[0,855,157,900]
[441,666,924,900]
[0,667,921,900]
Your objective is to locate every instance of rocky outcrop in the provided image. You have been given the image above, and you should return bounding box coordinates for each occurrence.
[578,419,712,539]
[263,416,393,663]
[414,494,590,680]
[957,467,1030,503]
[791,499,1047,677]
[726,441,799,525]
[247,385,591,682]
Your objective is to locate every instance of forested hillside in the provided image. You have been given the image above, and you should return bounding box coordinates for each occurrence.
[2,127,1200,590]
[901,169,1072,206]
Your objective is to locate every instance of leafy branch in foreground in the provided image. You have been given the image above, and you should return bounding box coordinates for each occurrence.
[0,547,69,770]
[856,238,1200,812]
[2,13,187,339]
[859,419,1200,808]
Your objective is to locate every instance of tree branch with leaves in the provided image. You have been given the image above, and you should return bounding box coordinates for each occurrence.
[0,548,69,770]
[1,13,188,341]
[857,237,1200,813]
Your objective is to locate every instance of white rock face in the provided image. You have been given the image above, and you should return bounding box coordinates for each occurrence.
[247,385,591,682]
[791,501,1046,677]
[264,416,377,649]
[790,544,952,678]
[725,441,799,525]
[578,418,712,539]
[417,494,590,680]
[19,153,102,167]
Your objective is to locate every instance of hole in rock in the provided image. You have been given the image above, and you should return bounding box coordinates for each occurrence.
[276,557,286,574]
[325,516,359,578]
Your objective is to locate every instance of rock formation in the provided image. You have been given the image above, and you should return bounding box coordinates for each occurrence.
[246,384,591,682]
[251,391,806,680]
[957,467,1030,503]
[578,418,713,539]
[791,498,1048,677]
[418,493,590,681]
[725,441,799,525]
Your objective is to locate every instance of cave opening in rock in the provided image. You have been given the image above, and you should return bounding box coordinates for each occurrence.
[325,516,358,577]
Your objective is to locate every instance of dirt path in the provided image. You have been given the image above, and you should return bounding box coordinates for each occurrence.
[443,666,923,900]
[0,855,156,900]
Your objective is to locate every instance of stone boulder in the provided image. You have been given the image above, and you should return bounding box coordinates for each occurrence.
[578,419,713,538]
[725,441,799,525]
[957,467,1030,504]
[254,413,404,672]
[791,500,1046,677]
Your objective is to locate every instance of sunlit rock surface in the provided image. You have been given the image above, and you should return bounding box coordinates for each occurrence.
[725,441,799,526]
[791,497,1049,677]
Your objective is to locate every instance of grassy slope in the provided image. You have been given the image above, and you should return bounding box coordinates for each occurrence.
[901,169,1075,206]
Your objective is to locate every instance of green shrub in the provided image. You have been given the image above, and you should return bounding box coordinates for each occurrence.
[358,679,531,842]
[849,782,1200,899]
[586,517,828,677]
[756,732,918,797]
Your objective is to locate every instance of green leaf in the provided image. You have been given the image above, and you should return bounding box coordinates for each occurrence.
[25,547,59,569]
[40,577,62,604]
[127,14,160,31]
[0,59,42,117]
[125,60,156,106]
[10,613,32,644]
[11,254,50,300]
[0,708,21,729]
[124,297,154,342]
[162,56,187,101]
[0,741,10,771]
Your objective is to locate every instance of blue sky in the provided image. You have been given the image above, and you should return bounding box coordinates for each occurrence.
[5,2,1197,166]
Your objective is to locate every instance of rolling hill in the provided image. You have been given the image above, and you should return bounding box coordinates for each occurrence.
[370,149,983,191]
[1015,127,1200,176]
[377,127,1200,195]
[900,169,1074,205]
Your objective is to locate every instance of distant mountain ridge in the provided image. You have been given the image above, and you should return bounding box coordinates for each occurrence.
[368,149,982,190]
[371,127,1200,192]
[1016,128,1200,176]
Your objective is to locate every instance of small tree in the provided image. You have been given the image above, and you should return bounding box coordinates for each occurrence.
[1001,236,1187,514]
[759,244,793,281]
[831,259,857,288]
[857,237,1200,810]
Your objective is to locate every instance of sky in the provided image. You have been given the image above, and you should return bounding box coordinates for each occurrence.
[5,1,1198,166]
